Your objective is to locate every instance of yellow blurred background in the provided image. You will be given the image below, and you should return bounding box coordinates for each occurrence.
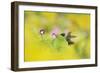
[24,11,90,62]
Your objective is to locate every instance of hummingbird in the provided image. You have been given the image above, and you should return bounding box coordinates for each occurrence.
[60,32,76,45]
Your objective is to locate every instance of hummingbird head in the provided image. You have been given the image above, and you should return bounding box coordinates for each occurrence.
[60,33,65,37]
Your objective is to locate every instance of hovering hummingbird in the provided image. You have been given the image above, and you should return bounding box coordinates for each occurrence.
[60,32,76,45]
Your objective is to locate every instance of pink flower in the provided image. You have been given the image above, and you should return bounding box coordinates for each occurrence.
[51,27,60,39]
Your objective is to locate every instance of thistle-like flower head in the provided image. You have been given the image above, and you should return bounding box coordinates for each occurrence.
[40,29,45,35]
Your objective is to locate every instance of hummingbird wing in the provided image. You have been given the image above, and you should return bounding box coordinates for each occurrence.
[66,32,76,45]
[67,40,74,45]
